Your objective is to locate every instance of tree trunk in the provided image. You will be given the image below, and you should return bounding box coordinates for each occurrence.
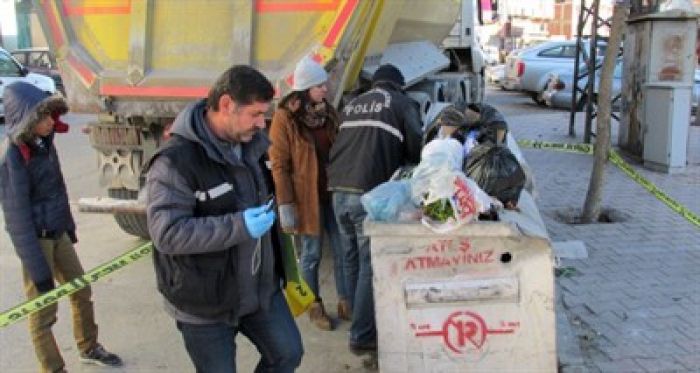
[581,4,628,223]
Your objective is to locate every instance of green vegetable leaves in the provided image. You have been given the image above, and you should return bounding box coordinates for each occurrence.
[423,198,454,223]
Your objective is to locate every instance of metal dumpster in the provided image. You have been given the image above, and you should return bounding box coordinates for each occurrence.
[365,191,556,372]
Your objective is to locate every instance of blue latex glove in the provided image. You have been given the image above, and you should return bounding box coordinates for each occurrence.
[243,205,276,239]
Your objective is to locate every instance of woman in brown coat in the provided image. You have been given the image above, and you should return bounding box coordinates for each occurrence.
[269,57,350,330]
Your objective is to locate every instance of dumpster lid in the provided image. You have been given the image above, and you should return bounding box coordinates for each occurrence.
[361,41,450,87]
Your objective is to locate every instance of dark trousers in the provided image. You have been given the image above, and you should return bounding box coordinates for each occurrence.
[177,290,303,373]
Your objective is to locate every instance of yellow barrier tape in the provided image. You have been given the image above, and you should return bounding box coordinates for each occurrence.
[608,151,700,228]
[0,242,153,328]
[517,139,594,155]
[517,139,700,228]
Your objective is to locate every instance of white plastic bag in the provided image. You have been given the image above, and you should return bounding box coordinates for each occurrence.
[410,138,464,204]
[420,138,464,170]
[420,170,492,234]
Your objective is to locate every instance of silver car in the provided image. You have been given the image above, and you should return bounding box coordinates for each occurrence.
[542,60,699,114]
[485,64,505,85]
[502,40,607,104]
[541,59,624,111]
[0,47,56,119]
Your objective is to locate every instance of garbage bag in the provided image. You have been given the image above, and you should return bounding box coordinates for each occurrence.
[361,180,413,221]
[421,138,464,171]
[410,138,464,204]
[420,171,492,233]
[464,143,526,205]
[421,103,460,144]
[456,102,508,144]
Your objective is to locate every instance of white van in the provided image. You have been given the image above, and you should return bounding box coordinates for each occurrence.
[0,47,56,119]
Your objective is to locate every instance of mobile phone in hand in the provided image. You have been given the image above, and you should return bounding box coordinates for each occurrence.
[265,194,275,212]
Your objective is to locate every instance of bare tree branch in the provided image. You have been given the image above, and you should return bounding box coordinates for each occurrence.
[581,4,628,223]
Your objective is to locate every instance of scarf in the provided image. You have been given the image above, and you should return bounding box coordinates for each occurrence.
[301,101,328,129]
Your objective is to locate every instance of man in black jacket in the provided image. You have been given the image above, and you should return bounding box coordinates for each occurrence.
[327,64,422,354]
[0,82,121,372]
[145,65,303,372]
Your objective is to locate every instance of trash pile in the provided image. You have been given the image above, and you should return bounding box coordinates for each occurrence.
[361,103,528,232]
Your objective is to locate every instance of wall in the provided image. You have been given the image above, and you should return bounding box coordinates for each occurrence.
[549,2,574,39]
[0,0,18,50]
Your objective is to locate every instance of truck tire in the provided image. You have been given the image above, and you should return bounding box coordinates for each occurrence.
[108,188,150,239]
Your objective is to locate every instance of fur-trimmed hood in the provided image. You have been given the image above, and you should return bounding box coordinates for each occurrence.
[4,82,68,145]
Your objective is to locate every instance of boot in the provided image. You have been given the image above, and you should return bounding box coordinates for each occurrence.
[337,298,352,321]
[308,301,332,331]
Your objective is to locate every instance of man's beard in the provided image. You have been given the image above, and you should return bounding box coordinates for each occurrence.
[232,128,258,143]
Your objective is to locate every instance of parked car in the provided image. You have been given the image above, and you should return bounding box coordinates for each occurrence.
[485,64,505,85]
[541,59,699,114]
[0,47,57,119]
[499,49,523,90]
[481,45,500,66]
[541,59,624,111]
[502,40,607,104]
[10,47,64,96]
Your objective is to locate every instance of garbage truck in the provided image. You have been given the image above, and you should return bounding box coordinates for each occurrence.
[33,0,488,238]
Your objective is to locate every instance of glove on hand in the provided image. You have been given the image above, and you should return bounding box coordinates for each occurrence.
[244,205,276,239]
[278,204,298,230]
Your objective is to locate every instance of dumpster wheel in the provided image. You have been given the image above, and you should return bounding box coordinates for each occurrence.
[108,188,150,239]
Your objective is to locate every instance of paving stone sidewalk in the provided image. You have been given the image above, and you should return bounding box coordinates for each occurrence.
[307,110,700,372]
[508,111,700,372]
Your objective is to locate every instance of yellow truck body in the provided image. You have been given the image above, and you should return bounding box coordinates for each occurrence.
[36,0,463,114]
[34,0,484,238]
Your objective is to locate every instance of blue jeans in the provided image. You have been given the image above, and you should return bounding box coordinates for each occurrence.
[176,290,303,373]
[300,203,348,302]
[332,192,376,346]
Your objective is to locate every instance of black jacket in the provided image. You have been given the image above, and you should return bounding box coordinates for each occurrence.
[145,100,277,323]
[0,82,74,292]
[327,83,422,193]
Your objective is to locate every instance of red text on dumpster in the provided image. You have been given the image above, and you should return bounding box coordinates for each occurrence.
[404,238,494,271]
[452,176,478,220]
[412,311,518,354]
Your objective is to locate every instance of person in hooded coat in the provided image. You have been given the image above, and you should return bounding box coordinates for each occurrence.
[0,82,122,373]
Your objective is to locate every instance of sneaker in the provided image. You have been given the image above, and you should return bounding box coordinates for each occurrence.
[337,299,352,321]
[308,301,332,331]
[80,344,123,367]
[349,340,378,356]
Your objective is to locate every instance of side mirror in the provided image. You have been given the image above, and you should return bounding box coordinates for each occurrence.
[20,66,29,77]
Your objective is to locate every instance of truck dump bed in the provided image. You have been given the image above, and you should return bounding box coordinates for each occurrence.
[35,0,461,115]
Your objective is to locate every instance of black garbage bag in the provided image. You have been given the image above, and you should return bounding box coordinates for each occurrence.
[458,102,508,144]
[421,105,465,145]
[464,142,526,206]
[424,103,509,146]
